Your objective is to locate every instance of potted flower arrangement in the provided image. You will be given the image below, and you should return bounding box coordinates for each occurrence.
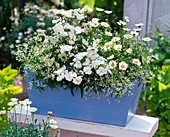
[16,6,152,126]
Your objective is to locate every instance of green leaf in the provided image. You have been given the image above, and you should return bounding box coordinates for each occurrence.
[164,59,170,65]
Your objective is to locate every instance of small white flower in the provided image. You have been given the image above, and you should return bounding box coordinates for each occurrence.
[114,44,122,51]
[96,67,107,76]
[19,101,26,105]
[109,61,117,69]
[126,48,132,53]
[50,119,57,124]
[104,10,112,14]
[30,107,38,113]
[8,102,15,107]
[50,125,58,130]
[105,31,112,36]
[23,99,32,105]
[73,76,82,85]
[11,50,15,54]
[149,48,153,53]
[96,7,104,11]
[0,110,6,115]
[125,16,129,22]
[93,39,100,46]
[9,44,14,48]
[142,37,152,42]
[2,27,6,30]
[132,59,141,66]
[112,37,120,43]
[65,72,73,81]
[74,61,82,69]
[48,111,53,115]
[101,22,110,27]
[117,20,126,26]
[75,26,85,34]
[133,28,141,32]
[107,55,114,60]
[0,36,5,41]
[83,66,92,75]
[83,58,90,66]
[82,39,88,46]
[123,28,130,31]
[124,34,133,39]
[119,61,128,70]
[60,45,73,53]
[103,43,110,51]
[130,31,138,36]
[92,18,100,23]
[15,40,20,43]
[11,98,18,102]
[135,23,144,27]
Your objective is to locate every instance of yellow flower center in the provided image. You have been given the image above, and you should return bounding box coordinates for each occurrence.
[52,127,55,129]
[107,33,110,35]
[117,47,121,50]
[134,61,138,64]
[106,44,109,48]
[95,41,99,44]
[129,50,131,52]
[111,63,114,67]
[94,20,96,22]
[103,23,106,26]
[110,44,114,47]
[145,39,148,41]
[127,35,130,38]
[121,65,125,69]
[51,121,54,124]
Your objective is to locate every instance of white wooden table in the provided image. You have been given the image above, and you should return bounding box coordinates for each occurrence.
[9,104,159,137]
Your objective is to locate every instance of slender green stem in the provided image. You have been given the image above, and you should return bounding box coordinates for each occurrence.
[19,105,23,123]
[24,105,28,127]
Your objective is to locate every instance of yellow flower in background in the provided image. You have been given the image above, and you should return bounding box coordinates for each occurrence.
[112,37,120,43]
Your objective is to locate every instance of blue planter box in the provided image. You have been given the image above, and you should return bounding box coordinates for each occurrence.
[25,70,143,127]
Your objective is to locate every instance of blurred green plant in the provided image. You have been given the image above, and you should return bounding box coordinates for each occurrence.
[138,25,170,137]
[0,65,22,130]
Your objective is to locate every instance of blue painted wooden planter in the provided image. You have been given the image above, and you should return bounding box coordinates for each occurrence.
[25,70,143,126]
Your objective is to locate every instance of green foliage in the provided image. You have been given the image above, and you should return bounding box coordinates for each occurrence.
[0,65,22,129]
[138,25,170,137]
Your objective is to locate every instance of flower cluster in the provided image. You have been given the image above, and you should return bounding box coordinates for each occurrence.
[16,6,152,98]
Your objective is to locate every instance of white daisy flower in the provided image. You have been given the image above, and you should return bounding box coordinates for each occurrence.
[11,98,18,102]
[83,58,90,66]
[105,31,112,36]
[0,110,6,115]
[101,22,110,27]
[109,61,117,69]
[107,55,114,60]
[50,119,57,124]
[73,76,82,85]
[50,125,58,130]
[123,28,130,31]
[114,44,122,51]
[126,48,132,53]
[96,7,104,11]
[119,61,128,70]
[0,36,5,41]
[104,10,112,14]
[125,16,129,22]
[19,101,26,105]
[103,43,110,51]
[30,107,38,113]
[92,18,100,23]
[135,23,144,27]
[23,99,32,105]
[130,31,138,36]
[15,40,20,43]
[117,20,126,26]
[132,59,141,66]
[142,37,152,42]
[93,39,100,46]
[112,37,120,43]
[8,102,15,107]
[133,28,141,32]
[124,34,133,39]
[109,42,115,48]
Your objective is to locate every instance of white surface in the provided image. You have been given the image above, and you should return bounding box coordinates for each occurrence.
[9,105,159,137]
